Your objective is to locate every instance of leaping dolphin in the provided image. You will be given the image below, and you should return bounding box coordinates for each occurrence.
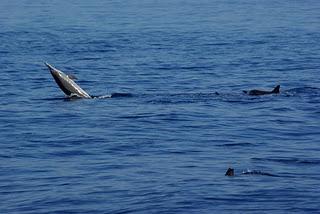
[45,62,92,98]
[243,85,280,96]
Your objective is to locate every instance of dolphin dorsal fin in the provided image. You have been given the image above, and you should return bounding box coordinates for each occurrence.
[67,74,78,80]
[272,85,280,93]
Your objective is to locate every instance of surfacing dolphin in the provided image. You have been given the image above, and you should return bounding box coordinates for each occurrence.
[45,62,92,98]
[243,85,280,96]
[225,168,278,177]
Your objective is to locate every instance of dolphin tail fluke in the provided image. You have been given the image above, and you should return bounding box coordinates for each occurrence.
[272,85,280,94]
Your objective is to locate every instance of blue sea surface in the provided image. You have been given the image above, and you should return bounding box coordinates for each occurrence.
[1,0,320,213]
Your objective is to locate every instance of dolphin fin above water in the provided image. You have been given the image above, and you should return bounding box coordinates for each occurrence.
[45,62,92,98]
[243,85,280,96]
[67,74,78,80]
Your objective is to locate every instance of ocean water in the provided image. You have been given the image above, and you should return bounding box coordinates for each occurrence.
[1,0,320,213]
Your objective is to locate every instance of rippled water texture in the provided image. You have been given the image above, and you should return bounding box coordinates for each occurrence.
[1,0,320,213]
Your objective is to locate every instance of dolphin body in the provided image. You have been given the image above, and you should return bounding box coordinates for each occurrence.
[45,63,133,99]
[243,85,280,96]
[45,63,92,98]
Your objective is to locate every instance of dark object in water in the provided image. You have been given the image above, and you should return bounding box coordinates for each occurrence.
[225,168,278,177]
[243,85,280,96]
[225,168,235,176]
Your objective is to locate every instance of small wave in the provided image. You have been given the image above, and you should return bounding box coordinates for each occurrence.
[91,93,134,99]
[94,95,111,99]
[204,42,231,46]
[153,65,215,71]
[218,142,253,147]
[242,169,278,177]
[47,150,93,157]
[39,97,83,101]
[111,92,133,98]
[145,92,220,104]
[118,113,153,119]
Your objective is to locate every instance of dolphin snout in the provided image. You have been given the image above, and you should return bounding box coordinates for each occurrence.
[44,62,55,72]
[45,62,61,80]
